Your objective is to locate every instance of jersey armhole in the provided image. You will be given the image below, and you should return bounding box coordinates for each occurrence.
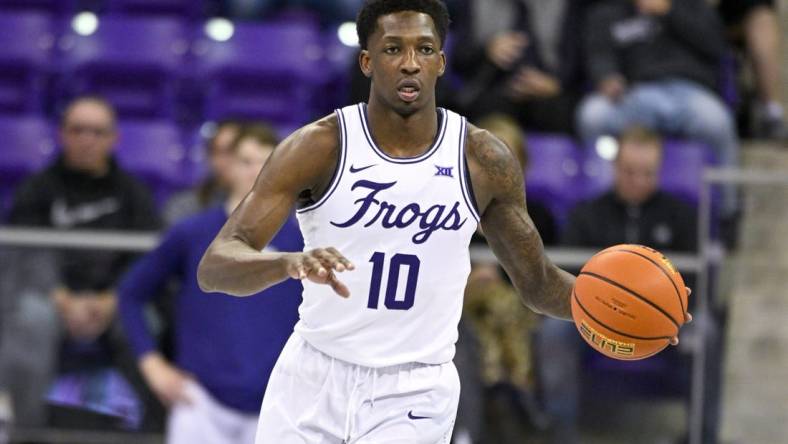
[296,109,348,214]
[458,117,481,223]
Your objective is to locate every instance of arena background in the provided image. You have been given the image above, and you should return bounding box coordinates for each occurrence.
[0,0,786,443]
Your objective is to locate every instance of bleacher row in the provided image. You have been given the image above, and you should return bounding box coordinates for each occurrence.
[0,9,354,126]
[0,112,718,221]
[0,3,721,223]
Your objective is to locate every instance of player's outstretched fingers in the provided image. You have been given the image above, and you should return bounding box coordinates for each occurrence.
[670,336,679,346]
[326,247,355,271]
[303,254,328,278]
[312,248,347,273]
[327,270,350,298]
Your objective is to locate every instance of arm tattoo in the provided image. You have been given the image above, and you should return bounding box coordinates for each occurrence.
[469,129,574,320]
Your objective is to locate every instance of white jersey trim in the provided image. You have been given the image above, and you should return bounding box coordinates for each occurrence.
[457,117,481,222]
[358,103,449,164]
[296,108,348,214]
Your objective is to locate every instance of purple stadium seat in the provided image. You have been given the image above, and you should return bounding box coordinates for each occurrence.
[579,145,615,201]
[0,12,54,113]
[182,125,210,187]
[661,140,716,205]
[115,120,188,204]
[0,115,56,216]
[192,20,324,127]
[106,0,205,19]
[524,133,582,223]
[58,16,188,119]
[0,115,56,181]
[0,0,74,14]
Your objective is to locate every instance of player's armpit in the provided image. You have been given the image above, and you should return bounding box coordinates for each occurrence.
[197,116,341,296]
[465,126,575,320]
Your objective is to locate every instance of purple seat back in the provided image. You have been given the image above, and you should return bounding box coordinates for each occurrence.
[0,115,56,182]
[58,16,188,118]
[0,0,73,13]
[0,12,54,112]
[193,20,324,125]
[579,145,615,201]
[524,133,581,222]
[661,140,714,205]
[106,0,205,18]
[115,120,187,202]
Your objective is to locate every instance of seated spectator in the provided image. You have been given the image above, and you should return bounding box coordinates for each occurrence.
[476,114,558,246]
[119,124,303,444]
[461,249,542,443]
[164,120,242,226]
[535,126,697,444]
[0,96,162,429]
[576,0,738,215]
[718,0,787,140]
[454,115,557,443]
[451,0,586,133]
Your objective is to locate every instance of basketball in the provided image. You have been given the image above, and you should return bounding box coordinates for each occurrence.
[571,244,689,360]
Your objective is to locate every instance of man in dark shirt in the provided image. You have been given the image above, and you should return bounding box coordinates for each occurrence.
[565,127,697,251]
[536,126,697,444]
[577,0,738,216]
[0,96,161,428]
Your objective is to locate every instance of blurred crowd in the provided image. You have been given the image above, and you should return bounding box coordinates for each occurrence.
[0,0,785,443]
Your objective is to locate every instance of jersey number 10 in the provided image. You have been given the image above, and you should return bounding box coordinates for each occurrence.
[367,252,421,310]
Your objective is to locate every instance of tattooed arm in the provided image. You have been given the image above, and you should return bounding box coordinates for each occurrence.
[465,125,574,320]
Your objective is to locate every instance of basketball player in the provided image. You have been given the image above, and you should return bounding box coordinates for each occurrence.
[197,1,687,442]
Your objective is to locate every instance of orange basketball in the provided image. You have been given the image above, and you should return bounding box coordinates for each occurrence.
[571,244,689,360]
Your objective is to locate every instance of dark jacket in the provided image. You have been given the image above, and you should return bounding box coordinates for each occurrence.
[584,0,726,91]
[563,190,697,252]
[452,0,586,93]
[8,155,160,291]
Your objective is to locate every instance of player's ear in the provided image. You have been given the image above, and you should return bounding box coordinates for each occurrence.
[438,50,446,77]
[359,50,373,78]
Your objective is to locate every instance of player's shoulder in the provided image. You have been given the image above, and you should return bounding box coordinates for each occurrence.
[283,113,340,155]
[464,123,520,176]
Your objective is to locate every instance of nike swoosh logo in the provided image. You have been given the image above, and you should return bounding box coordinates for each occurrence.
[408,410,430,420]
[349,164,377,173]
[51,198,121,228]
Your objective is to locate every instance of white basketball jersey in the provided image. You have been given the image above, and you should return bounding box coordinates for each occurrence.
[294,103,479,368]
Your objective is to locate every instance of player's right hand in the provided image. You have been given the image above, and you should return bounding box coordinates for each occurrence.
[139,353,193,407]
[284,248,356,298]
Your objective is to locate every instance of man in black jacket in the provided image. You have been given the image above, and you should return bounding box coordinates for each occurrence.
[0,96,162,429]
[450,0,587,133]
[536,126,697,444]
[576,0,738,216]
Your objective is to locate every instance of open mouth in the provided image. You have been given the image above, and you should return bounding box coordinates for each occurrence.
[397,81,421,103]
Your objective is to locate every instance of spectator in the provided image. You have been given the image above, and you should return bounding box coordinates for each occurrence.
[576,0,738,215]
[718,0,787,140]
[451,0,586,133]
[454,115,557,443]
[164,120,242,226]
[119,124,303,444]
[0,96,162,429]
[536,126,697,444]
[476,114,558,245]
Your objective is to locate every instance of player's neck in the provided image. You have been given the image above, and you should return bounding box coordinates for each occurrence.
[366,98,438,158]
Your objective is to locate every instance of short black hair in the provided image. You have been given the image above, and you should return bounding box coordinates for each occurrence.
[356,0,450,50]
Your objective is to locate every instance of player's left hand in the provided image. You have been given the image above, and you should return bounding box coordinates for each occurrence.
[669,287,692,346]
[285,248,356,298]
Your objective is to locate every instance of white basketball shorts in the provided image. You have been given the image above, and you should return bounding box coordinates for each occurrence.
[254,333,460,444]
